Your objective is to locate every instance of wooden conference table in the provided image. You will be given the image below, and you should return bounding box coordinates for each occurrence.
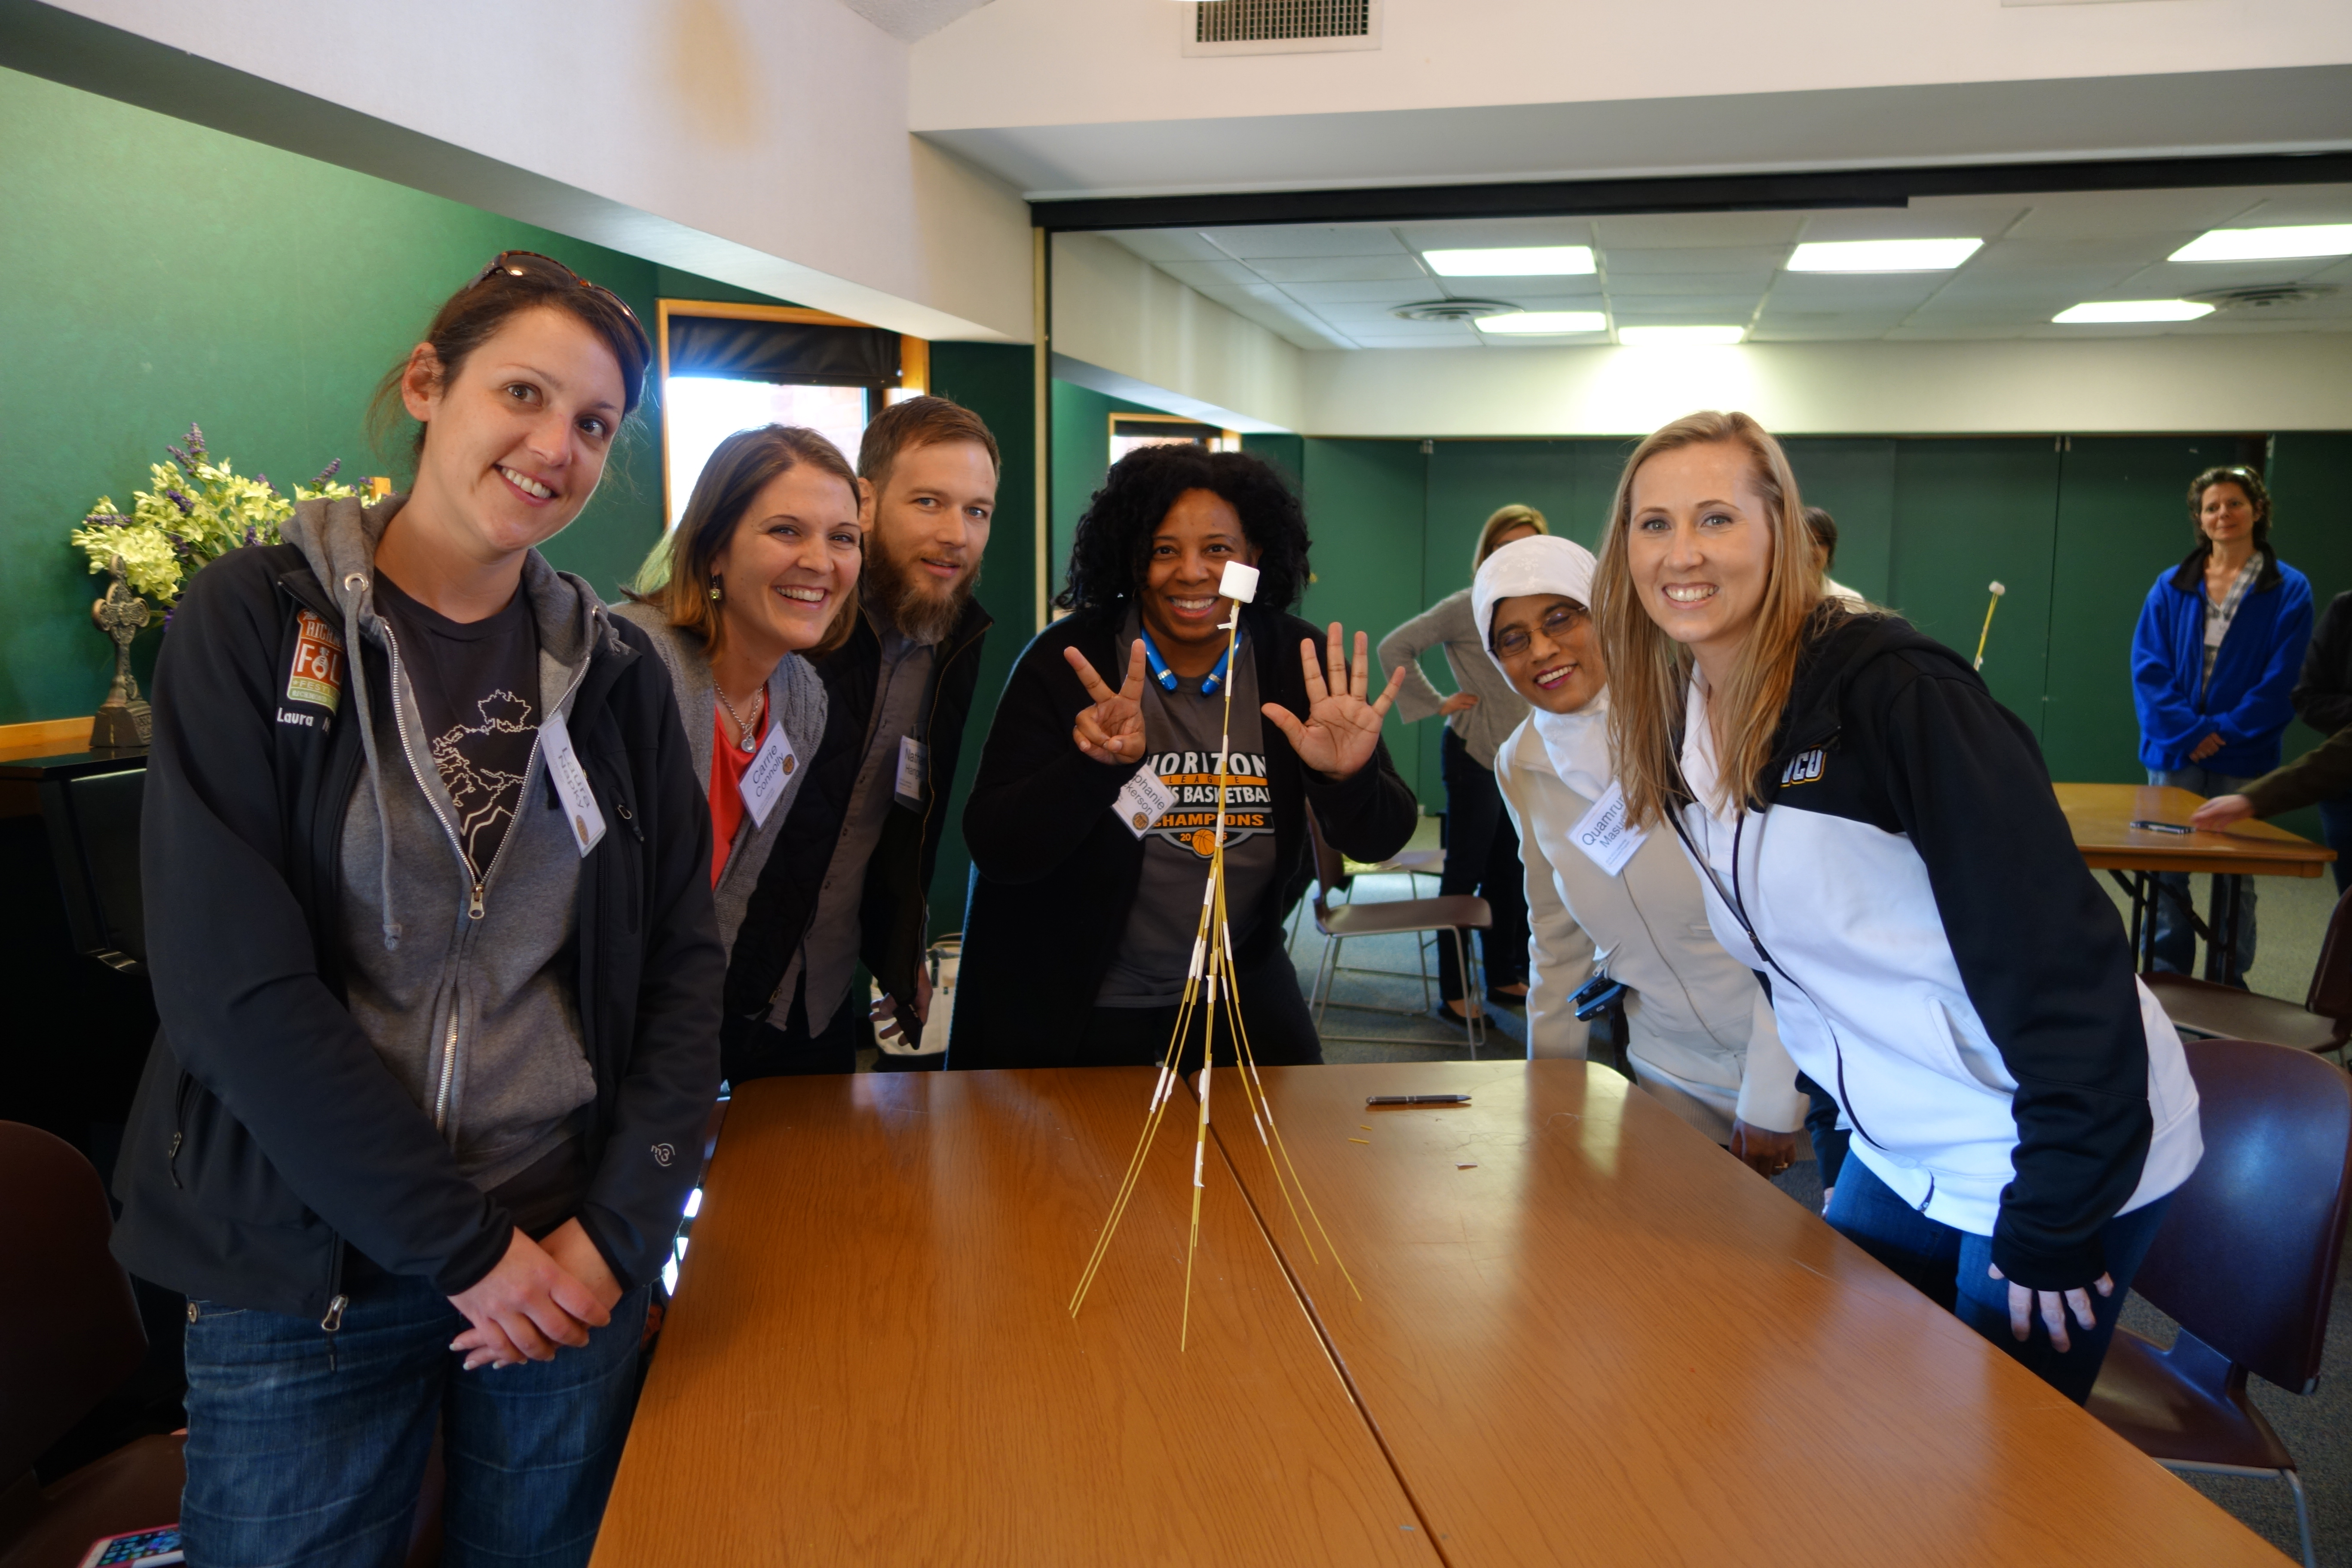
[2057,782,2336,977]
[595,1061,2276,1566]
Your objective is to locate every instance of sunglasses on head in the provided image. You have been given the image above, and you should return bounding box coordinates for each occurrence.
[469,250,651,364]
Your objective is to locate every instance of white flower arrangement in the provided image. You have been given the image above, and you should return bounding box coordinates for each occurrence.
[70,423,363,607]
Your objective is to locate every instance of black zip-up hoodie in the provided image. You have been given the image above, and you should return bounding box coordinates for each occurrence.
[947,603,1418,1066]
[110,519,723,1321]
[1675,609,2201,1289]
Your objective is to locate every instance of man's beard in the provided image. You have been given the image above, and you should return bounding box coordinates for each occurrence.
[867,533,980,645]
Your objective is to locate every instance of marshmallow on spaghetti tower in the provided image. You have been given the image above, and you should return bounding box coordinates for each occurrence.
[1219,561,1261,604]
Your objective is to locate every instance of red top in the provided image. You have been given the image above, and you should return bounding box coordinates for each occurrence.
[709,702,765,887]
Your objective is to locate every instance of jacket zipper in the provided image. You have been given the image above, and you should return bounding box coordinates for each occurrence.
[374,604,600,1133]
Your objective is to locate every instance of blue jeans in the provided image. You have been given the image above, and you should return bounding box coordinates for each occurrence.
[2320,795,2352,897]
[181,1272,649,1568]
[1825,1157,2171,1403]
[2148,765,2258,984]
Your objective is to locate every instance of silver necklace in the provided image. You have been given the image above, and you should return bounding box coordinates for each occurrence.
[716,683,766,753]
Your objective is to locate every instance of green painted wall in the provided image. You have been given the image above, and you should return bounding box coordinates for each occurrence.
[0,65,804,729]
[1047,380,1162,606]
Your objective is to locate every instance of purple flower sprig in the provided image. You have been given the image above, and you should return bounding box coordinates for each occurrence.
[313,458,342,486]
[82,510,130,528]
[167,444,197,475]
[185,423,206,458]
[164,489,194,516]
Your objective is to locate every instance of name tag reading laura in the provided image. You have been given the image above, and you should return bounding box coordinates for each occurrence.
[739,723,798,828]
[1569,780,1646,877]
[1114,768,1176,839]
[538,710,607,856]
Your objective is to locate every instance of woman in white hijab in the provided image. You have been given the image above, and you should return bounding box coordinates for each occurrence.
[1476,535,1807,1171]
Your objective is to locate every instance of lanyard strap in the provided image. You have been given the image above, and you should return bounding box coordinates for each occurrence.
[1138,624,1233,696]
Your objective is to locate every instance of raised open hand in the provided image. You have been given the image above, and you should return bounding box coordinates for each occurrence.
[1262,623,1408,781]
[1066,640,1148,766]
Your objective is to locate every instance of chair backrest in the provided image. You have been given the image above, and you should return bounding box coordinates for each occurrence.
[39,761,148,970]
[2303,883,2352,1023]
[0,1122,147,1484]
[1302,802,1348,912]
[2132,1038,2352,1393]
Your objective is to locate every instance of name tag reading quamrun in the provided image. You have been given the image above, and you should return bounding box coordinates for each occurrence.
[1569,780,1645,878]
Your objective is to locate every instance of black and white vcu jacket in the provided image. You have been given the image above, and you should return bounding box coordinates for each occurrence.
[1672,610,2201,1291]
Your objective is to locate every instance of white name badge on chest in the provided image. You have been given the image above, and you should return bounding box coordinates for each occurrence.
[1569,780,1646,878]
[1114,768,1177,839]
[538,710,607,857]
[894,735,926,810]
[739,722,798,828]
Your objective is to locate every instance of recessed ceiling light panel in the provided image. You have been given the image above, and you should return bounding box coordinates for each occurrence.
[2052,300,2215,324]
[1786,238,1984,272]
[1617,325,1746,346]
[2168,224,2352,263]
[1475,310,1608,335]
[1422,246,1596,277]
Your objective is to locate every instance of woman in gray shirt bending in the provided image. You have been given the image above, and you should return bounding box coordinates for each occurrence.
[1377,504,1546,1025]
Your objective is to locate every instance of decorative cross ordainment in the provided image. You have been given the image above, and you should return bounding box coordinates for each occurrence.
[90,554,153,749]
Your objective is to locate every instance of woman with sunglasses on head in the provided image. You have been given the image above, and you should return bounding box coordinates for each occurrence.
[2129,464,2312,985]
[1595,410,2201,1403]
[112,252,723,1565]
[1475,533,1805,1167]
[618,425,854,948]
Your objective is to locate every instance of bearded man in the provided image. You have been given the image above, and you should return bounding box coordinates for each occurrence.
[723,395,997,1078]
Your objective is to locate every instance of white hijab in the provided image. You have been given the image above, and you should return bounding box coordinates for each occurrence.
[1472,535,1611,802]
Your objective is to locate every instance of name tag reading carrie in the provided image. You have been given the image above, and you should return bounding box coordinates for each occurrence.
[1114,767,1176,838]
[740,723,798,828]
[538,710,607,856]
[1569,780,1646,878]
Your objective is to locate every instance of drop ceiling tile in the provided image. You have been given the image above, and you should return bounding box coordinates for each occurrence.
[1395,217,1597,251]
[1883,324,2038,340]
[2306,257,2352,286]
[1602,246,1791,275]
[1302,302,1438,323]
[1203,224,1409,259]
[1346,332,1483,348]
[1592,212,1808,247]
[1247,254,1430,284]
[2003,188,2267,239]
[1765,273,1952,306]
[1098,229,1232,264]
[1795,203,2024,242]
[2233,186,2352,226]
[1606,297,1762,318]
[2191,315,2352,334]
[1274,279,1451,305]
[1152,259,1266,288]
[1603,276,1771,299]
[2133,257,2352,293]
[1971,237,2169,269]
[1749,325,1905,341]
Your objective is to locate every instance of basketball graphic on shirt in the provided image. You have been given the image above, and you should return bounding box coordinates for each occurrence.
[1139,749,1272,861]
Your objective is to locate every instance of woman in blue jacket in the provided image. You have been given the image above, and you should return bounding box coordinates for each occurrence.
[2129,466,2312,986]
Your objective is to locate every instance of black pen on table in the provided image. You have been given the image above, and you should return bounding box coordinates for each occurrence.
[2130,820,2194,836]
[1366,1094,1471,1106]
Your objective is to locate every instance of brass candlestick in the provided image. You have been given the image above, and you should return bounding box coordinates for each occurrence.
[90,554,153,750]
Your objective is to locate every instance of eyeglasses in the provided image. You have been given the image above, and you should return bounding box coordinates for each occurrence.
[1492,601,1587,659]
[469,250,652,366]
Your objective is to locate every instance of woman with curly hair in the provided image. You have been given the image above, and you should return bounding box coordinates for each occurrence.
[948,443,1417,1069]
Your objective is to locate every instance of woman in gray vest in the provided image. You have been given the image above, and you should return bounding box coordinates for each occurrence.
[619,424,850,952]
[1378,504,1546,1026]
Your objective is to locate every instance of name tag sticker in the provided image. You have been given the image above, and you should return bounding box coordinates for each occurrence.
[740,723,797,828]
[1115,768,1177,839]
[1569,780,1646,878]
[894,736,927,811]
[538,710,607,857]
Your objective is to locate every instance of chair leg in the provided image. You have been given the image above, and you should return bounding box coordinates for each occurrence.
[1314,937,1341,1032]
[2284,1467,2316,1568]
[1449,928,1481,1060]
[1417,924,1434,1012]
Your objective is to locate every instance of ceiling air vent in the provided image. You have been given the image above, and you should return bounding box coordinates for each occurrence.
[1393,300,1515,322]
[1183,0,1382,57]
[2186,284,2337,311]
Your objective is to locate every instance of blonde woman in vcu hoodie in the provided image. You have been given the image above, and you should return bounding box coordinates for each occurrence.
[113,254,723,1565]
[1474,534,1807,1167]
[1595,410,2200,1403]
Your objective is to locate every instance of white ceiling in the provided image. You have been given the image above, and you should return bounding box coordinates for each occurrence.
[1092,185,2352,350]
[836,0,998,43]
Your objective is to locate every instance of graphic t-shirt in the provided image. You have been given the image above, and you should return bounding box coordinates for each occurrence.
[373,573,540,879]
[1095,618,1278,1007]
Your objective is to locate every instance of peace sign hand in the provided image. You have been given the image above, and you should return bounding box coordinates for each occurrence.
[1262,623,1408,781]
[1065,641,1148,766]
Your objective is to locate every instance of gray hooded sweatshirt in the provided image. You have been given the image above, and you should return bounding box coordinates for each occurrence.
[288,496,613,1191]
[611,603,827,955]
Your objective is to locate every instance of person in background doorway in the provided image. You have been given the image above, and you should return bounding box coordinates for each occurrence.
[1377,503,1543,1028]
[618,424,854,939]
[1805,506,1866,607]
[2288,588,2352,894]
[724,396,998,1078]
[949,444,1416,1071]
[1476,533,1806,1163]
[114,252,721,1565]
[2130,465,2312,986]
[1600,408,2201,1403]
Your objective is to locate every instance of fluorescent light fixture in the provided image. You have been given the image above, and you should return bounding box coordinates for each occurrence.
[1786,238,1984,272]
[1423,245,1596,277]
[1476,310,1608,335]
[1618,325,1746,346]
[2052,299,2215,324]
[2169,224,2352,263]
